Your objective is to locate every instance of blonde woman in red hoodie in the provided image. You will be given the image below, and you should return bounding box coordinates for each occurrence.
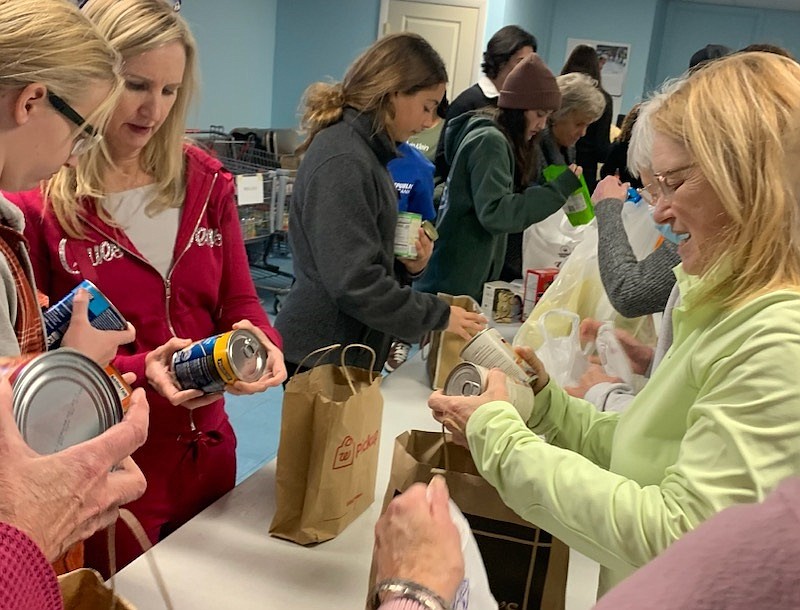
[13,0,285,574]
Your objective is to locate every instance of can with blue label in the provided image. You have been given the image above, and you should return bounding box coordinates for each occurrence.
[43,280,128,350]
[171,329,267,394]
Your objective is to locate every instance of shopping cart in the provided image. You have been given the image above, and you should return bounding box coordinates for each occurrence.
[187,128,295,313]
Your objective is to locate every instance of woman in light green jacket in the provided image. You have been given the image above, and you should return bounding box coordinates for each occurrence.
[429,51,800,597]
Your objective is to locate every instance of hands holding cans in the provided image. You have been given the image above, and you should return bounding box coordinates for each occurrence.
[429,346,550,446]
[429,368,510,447]
[145,337,224,410]
[0,377,148,562]
[445,306,487,341]
[225,320,287,394]
[60,288,136,367]
[145,320,287,410]
[398,227,434,276]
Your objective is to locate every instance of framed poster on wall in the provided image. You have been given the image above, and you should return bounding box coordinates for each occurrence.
[565,38,631,123]
[565,38,630,98]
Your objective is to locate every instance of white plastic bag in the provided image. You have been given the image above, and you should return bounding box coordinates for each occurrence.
[448,499,498,610]
[596,321,634,385]
[535,310,589,387]
[514,223,657,352]
[522,209,589,271]
[620,197,662,259]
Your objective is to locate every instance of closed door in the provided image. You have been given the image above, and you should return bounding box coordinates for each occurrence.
[381,0,483,101]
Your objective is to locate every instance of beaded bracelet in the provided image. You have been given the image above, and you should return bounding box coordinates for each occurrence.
[367,578,451,610]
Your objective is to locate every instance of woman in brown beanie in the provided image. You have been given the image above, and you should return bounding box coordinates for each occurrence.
[416,53,582,301]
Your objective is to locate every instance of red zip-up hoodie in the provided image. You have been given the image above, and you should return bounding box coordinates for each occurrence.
[11,145,283,569]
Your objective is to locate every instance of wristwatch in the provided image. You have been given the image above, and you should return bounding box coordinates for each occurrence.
[368,579,450,610]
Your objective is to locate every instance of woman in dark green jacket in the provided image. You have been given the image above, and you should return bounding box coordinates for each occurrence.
[416,54,581,301]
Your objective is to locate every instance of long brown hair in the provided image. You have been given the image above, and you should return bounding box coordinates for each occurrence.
[297,33,447,153]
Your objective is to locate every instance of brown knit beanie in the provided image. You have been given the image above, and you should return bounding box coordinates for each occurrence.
[498,53,561,111]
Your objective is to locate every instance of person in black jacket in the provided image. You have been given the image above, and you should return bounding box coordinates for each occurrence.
[433,25,537,183]
[561,44,613,192]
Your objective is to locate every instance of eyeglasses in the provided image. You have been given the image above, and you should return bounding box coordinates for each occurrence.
[47,91,103,157]
[647,163,697,201]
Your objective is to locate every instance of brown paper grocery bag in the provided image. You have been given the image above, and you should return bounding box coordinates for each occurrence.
[270,344,383,545]
[425,293,481,390]
[378,430,569,610]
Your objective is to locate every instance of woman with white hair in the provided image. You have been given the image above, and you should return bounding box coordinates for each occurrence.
[515,72,605,278]
[430,51,800,598]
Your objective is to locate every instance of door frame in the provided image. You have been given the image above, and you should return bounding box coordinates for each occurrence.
[378,0,488,83]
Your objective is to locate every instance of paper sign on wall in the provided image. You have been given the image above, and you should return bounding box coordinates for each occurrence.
[235,174,264,205]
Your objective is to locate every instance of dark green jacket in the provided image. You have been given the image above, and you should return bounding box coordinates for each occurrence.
[416,112,580,301]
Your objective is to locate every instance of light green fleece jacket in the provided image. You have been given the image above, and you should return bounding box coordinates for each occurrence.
[466,263,800,595]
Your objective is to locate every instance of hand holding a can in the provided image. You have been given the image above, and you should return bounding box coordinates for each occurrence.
[0,379,148,562]
[512,346,550,394]
[145,337,224,410]
[61,289,136,367]
[446,306,487,341]
[429,368,510,447]
[398,228,434,275]
[226,320,287,394]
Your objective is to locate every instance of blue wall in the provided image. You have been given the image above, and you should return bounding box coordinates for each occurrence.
[181,0,277,130]
[270,0,381,128]
[653,1,800,88]
[542,0,660,114]
[183,0,800,129]
[503,0,556,59]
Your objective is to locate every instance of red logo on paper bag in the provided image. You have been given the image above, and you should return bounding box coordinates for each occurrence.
[332,430,379,470]
[356,430,379,457]
[332,436,354,470]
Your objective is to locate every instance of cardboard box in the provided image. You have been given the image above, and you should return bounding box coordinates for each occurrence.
[523,268,559,320]
[481,281,523,323]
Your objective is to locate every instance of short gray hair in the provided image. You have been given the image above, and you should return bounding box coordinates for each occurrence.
[627,77,687,177]
[551,73,605,123]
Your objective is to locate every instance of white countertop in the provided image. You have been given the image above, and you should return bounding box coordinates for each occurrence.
[113,352,598,609]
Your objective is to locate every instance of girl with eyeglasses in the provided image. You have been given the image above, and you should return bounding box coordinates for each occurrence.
[0,0,154,591]
[12,0,285,574]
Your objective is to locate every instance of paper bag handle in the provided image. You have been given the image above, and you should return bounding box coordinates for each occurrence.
[107,508,175,609]
[340,343,377,395]
[293,343,343,377]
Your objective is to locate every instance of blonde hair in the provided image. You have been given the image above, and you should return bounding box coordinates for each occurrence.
[653,52,800,307]
[551,72,605,123]
[298,33,447,153]
[0,0,121,141]
[49,0,199,237]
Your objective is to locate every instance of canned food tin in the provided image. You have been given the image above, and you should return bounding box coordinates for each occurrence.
[460,327,537,384]
[44,280,128,349]
[421,220,439,242]
[394,211,422,259]
[105,364,133,412]
[0,349,124,455]
[443,362,533,416]
[171,329,267,394]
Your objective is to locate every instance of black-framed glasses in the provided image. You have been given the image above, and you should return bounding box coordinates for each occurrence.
[47,91,102,157]
[650,163,697,201]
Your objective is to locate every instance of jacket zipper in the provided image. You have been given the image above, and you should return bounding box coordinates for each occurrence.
[82,172,218,337]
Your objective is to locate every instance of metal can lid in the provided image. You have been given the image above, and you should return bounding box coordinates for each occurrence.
[421,220,439,242]
[13,349,123,455]
[227,329,268,383]
[443,362,488,397]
